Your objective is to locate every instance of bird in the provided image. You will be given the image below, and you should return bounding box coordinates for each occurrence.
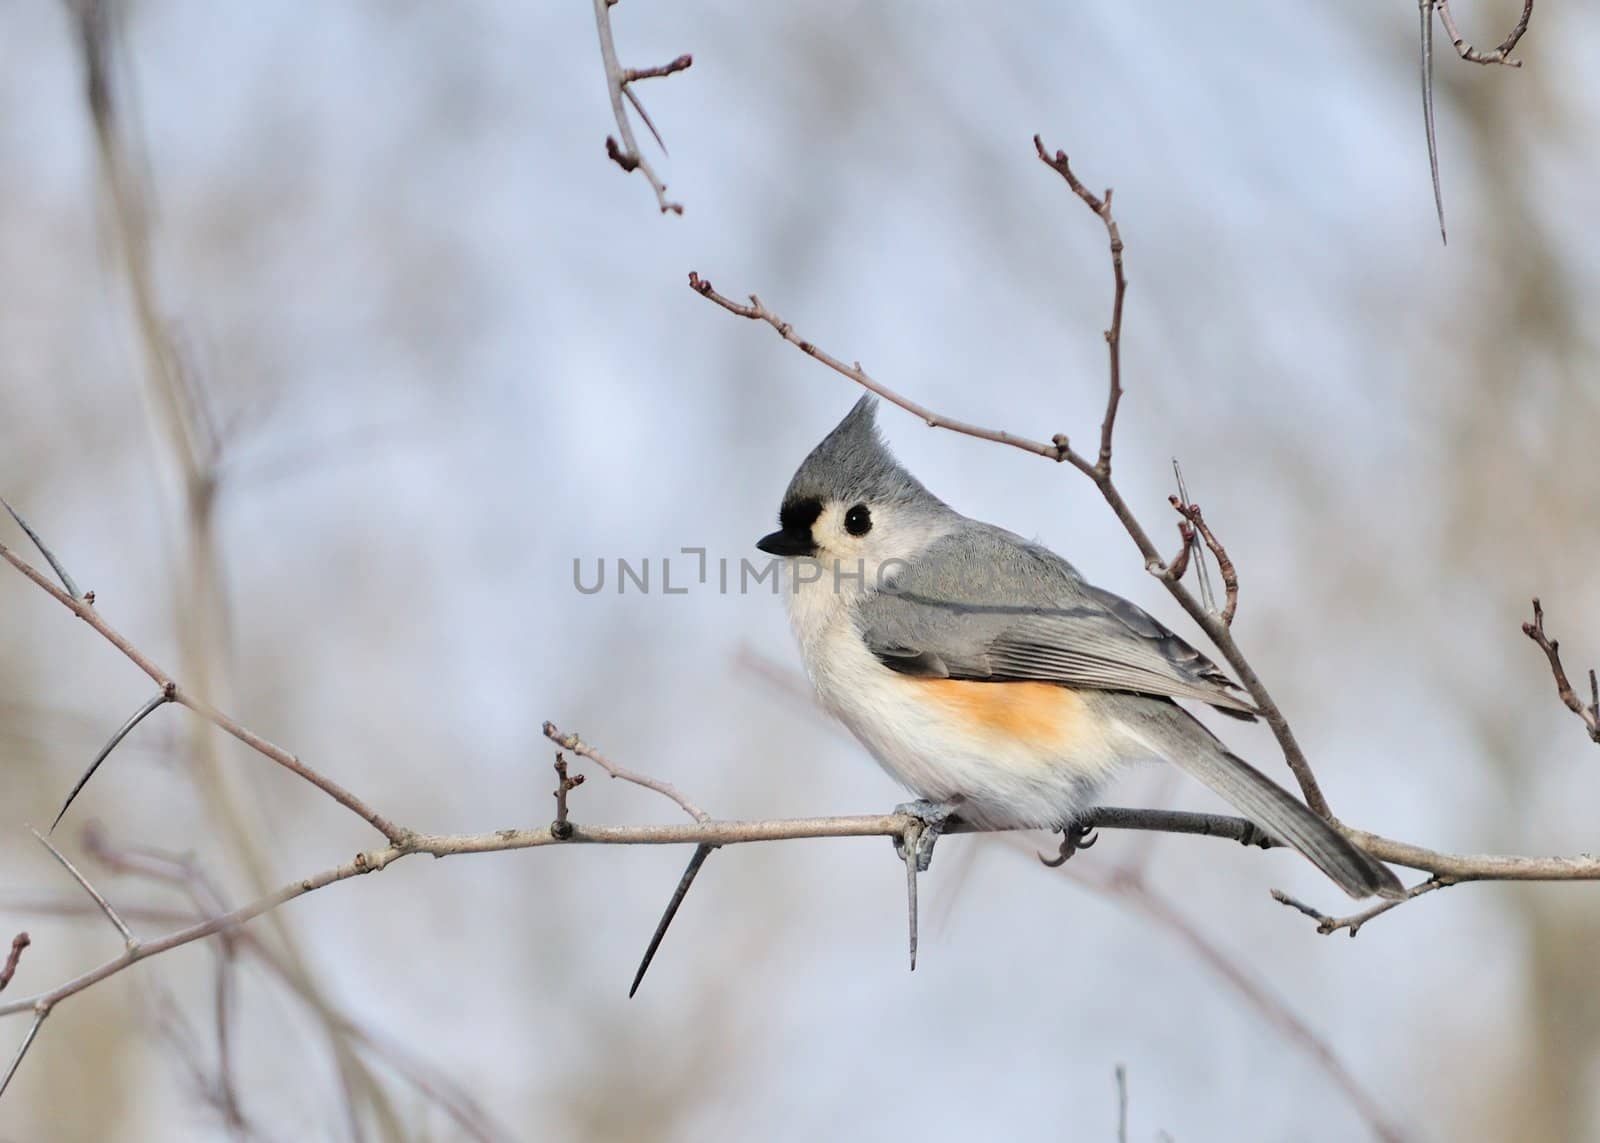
[754,394,1402,901]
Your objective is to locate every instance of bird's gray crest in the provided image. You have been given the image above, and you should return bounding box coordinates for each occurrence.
[782,394,943,510]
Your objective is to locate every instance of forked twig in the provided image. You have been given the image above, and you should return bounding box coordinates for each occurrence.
[1521,598,1600,743]
[590,0,692,213]
[1273,876,1455,937]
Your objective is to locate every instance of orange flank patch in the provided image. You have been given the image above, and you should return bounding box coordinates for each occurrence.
[907,677,1085,747]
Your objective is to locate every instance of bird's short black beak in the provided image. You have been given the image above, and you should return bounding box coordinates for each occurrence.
[756,529,817,558]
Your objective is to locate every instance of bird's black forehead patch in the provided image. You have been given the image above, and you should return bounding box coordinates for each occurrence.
[779,497,823,532]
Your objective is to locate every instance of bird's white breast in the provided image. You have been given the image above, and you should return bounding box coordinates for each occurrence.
[780,562,1128,828]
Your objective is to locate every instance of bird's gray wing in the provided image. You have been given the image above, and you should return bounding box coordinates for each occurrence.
[860,526,1257,717]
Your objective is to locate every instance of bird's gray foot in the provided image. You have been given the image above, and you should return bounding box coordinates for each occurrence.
[1040,820,1099,868]
[893,799,960,873]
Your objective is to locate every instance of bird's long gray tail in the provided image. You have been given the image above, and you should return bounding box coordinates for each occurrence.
[1120,700,1403,899]
[1172,744,1402,899]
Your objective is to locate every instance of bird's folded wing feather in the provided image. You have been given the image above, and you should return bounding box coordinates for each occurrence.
[858,526,1257,718]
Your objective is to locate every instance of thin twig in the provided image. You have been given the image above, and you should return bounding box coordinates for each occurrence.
[1272,876,1455,937]
[590,0,690,213]
[541,723,718,996]
[550,753,585,840]
[1171,460,1213,613]
[0,497,81,599]
[29,827,136,947]
[1420,0,1447,244]
[1033,136,1126,476]
[0,1009,48,1099]
[1168,498,1239,626]
[621,54,693,83]
[52,686,174,831]
[0,935,28,993]
[1436,0,1532,66]
[1164,520,1194,585]
[1521,598,1600,743]
[687,274,1069,460]
[543,722,709,822]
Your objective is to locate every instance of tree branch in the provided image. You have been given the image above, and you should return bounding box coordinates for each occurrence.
[1417,0,1534,243]
[687,273,1069,460]
[0,538,409,844]
[7,799,1600,1032]
[591,0,691,214]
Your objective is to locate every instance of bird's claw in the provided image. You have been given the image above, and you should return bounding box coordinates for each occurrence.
[1040,821,1099,868]
[893,799,958,873]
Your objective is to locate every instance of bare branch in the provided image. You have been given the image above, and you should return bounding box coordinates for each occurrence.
[688,273,1069,460]
[622,54,693,83]
[542,723,722,997]
[1521,598,1600,743]
[1273,876,1455,937]
[0,935,28,993]
[1033,136,1127,476]
[591,0,691,213]
[29,828,135,947]
[5,801,1598,1032]
[543,721,709,822]
[0,538,410,843]
[1437,0,1533,66]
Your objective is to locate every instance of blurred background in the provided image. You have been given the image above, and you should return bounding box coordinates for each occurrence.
[2,1,1597,1139]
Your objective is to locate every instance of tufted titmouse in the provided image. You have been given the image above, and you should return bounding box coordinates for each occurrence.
[756,395,1401,900]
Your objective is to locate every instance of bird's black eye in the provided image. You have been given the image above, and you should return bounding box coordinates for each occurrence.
[844,504,872,536]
